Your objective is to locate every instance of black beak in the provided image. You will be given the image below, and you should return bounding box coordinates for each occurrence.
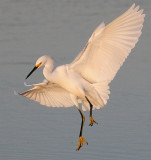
[25,66,38,79]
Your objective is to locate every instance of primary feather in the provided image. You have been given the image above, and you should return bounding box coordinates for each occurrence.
[70,3,145,83]
[20,81,74,107]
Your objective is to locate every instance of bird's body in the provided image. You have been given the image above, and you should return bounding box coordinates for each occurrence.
[50,64,87,99]
[19,4,145,150]
[35,57,103,110]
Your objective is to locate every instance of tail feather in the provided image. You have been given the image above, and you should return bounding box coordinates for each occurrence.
[82,81,110,111]
[93,82,110,105]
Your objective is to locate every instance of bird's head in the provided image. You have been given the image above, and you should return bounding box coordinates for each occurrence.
[25,55,52,79]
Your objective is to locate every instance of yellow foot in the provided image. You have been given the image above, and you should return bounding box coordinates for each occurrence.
[76,136,88,151]
[89,116,98,126]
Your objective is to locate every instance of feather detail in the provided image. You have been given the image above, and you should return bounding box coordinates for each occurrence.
[20,82,74,108]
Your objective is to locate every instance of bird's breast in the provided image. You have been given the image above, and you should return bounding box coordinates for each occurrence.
[53,65,86,99]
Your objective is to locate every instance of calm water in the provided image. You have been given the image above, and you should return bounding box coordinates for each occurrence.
[0,0,151,159]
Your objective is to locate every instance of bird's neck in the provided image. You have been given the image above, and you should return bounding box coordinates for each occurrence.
[43,58,54,81]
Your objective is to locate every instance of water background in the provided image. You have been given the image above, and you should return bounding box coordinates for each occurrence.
[0,0,151,159]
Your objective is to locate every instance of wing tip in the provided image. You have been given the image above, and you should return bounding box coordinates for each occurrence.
[131,3,145,15]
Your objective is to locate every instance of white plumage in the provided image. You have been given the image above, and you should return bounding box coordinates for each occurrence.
[71,4,145,83]
[20,4,145,111]
[22,81,74,107]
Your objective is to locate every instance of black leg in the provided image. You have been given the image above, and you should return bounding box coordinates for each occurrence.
[86,97,93,117]
[78,108,85,137]
[76,106,88,151]
[85,96,98,126]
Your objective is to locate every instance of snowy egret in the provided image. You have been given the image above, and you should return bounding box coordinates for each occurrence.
[19,4,145,150]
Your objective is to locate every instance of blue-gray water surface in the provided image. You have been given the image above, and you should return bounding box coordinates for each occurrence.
[0,0,151,160]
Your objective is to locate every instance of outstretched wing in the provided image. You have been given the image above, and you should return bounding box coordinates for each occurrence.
[70,4,145,83]
[20,81,74,107]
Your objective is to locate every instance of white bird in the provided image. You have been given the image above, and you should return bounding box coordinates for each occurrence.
[19,4,145,150]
